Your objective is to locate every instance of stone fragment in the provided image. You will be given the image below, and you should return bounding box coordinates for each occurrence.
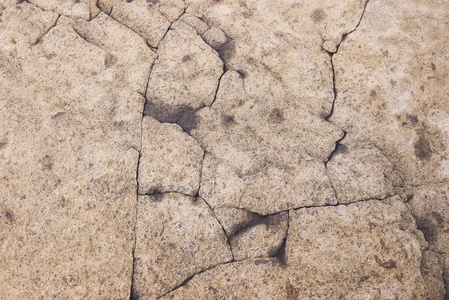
[138,116,204,196]
[286,197,429,299]
[420,250,446,300]
[0,2,59,46]
[160,259,288,299]
[29,0,98,20]
[179,13,209,35]
[327,145,395,203]
[133,194,232,299]
[213,207,252,237]
[71,12,157,94]
[322,40,337,53]
[407,184,449,295]
[99,0,174,47]
[145,21,223,121]
[196,109,338,214]
[330,0,449,185]
[230,212,288,261]
[202,27,227,50]
[0,11,145,298]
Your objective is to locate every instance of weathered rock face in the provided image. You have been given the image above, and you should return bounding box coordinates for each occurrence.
[138,116,204,196]
[160,259,289,299]
[145,20,224,122]
[286,198,430,299]
[330,0,449,186]
[1,0,449,298]
[0,3,155,298]
[133,193,232,299]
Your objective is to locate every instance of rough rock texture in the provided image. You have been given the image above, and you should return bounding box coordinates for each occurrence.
[160,259,289,299]
[286,198,430,299]
[327,145,395,203]
[0,4,154,298]
[230,212,288,261]
[138,116,204,195]
[1,0,449,298]
[145,21,223,122]
[133,193,232,299]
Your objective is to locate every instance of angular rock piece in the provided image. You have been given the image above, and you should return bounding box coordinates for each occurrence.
[330,0,449,185]
[286,197,429,299]
[71,12,157,95]
[230,212,288,261]
[0,2,59,46]
[133,194,232,299]
[213,207,252,237]
[98,0,175,47]
[29,0,98,20]
[420,250,446,300]
[407,184,449,295]
[160,259,288,299]
[199,133,337,214]
[146,21,223,121]
[0,12,144,299]
[327,146,395,203]
[138,116,204,196]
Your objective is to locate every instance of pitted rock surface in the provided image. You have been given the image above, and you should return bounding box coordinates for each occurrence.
[1,0,448,299]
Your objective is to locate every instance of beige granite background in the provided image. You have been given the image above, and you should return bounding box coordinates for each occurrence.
[0,0,448,299]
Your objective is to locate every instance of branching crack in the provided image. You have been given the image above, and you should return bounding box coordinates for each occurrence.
[31,14,60,46]
[324,0,370,121]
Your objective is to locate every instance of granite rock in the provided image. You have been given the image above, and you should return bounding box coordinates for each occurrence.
[133,193,232,299]
[286,197,430,299]
[138,116,204,196]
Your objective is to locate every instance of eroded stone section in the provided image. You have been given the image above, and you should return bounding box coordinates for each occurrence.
[230,212,288,261]
[133,193,232,299]
[286,197,429,299]
[71,12,157,95]
[160,259,288,299]
[98,0,185,47]
[407,184,449,296]
[0,2,59,46]
[0,12,145,298]
[213,207,252,236]
[330,0,449,185]
[197,110,338,214]
[138,116,204,196]
[29,0,99,20]
[327,145,395,203]
[420,250,446,300]
[145,21,223,122]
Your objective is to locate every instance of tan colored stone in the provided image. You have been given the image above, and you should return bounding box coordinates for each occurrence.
[138,116,203,196]
[145,21,223,122]
[179,13,209,35]
[133,193,232,299]
[160,259,289,299]
[202,26,227,50]
[213,207,252,237]
[286,197,429,299]
[420,250,446,300]
[230,212,288,261]
[194,107,338,214]
[327,145,395,203]
[29,0,99,20]
[99,0,178,47]
[71,12,157,95]
[0,2,58,46]
[330,0,449,185]
[0,11,146,298]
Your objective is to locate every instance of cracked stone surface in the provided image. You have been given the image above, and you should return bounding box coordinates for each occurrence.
[133,193,232,299]
[1,0,449,298]
[286,197,431,299]
[138,116,204,195]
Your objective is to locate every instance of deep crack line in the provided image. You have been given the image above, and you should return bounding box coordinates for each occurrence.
[324,0,370,121]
